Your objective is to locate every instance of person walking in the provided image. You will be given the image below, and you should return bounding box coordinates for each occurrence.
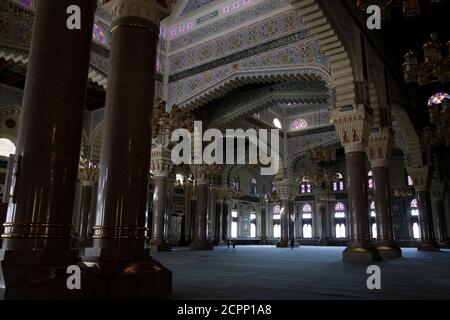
[227,238,231,249]
[290,239,295,251]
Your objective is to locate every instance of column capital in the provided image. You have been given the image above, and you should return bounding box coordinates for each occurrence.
[151,144,173,177]
[332,106,373,153]
[190,164,221,185]
[274,179,297,200]
[367,127,394,168]
[103,0,170,26]
[407,166,429,192]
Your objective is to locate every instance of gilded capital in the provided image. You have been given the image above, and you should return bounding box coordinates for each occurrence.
[103,0,170,26]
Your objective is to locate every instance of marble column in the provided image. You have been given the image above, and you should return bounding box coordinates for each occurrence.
[260,198,268,244]
[408,166,440,251]
[372,166,402,257]
[368,130,402,258]
[83,0,172,299]
[431,181,450,248]
[0,0,97,299]
[317,201,329,245]
[149,178,170,250]
[213,201,222,245]
[275,180,297,247]
[333,104,381,261]
[343,151,381,261]
[222,201,229,241]
[190,165,213,250]
[78,164,98,247]
[189,198,197,243]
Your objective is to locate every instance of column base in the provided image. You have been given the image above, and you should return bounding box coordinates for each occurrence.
[376,242,402,259]
[82,247,172,299]
[417,241,440,251]
[343,241,382,262]
[0,249,103,300]
[189,240,213,251]
[438,240,450,249]
[276,241,288,248]
[149,239,172,252]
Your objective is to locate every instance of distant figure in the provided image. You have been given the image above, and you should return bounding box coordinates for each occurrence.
[232,242,236,249]
[227,238,231,249]
[290,239,295,250]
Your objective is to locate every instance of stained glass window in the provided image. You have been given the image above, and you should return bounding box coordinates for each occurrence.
[368,170,373,190]
[410,198,418,208]
[302,204,312,212]
[428,92,450,108]
[335,202,345,211]
[290,118,308,130]
[92,24,107,45]
[333,173,344,191]
[407,175,414,186]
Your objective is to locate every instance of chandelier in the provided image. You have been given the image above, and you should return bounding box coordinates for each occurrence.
[152,98,195,139]
[79,157,98,181]
[403,33,450,85]
[305,145,337,163]
[423,92,450,146]
[356,0,424,20]
[298,165,338,187]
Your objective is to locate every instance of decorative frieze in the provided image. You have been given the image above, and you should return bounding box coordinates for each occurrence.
[367,127,394,168]
[151,144,173,177]
[332,106,373,153]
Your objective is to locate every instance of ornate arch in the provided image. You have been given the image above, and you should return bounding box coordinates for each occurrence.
[290,0,356,109]
[178,66,333,110]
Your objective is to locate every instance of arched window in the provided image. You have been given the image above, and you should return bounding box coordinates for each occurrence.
[368,170,374,190]
[0,138,16,157]
[250,177,257,196]
[92,24,107,45]
[410,198,420,239]
[333,173,344,191]
[370,201,377,239]
[301,203,313,239]
[233,176,240,192]
[300,177,312,194]
[334,202,347,239]
[407,175,414,187]
[273,205,281,238]
[290,118,308,130]
[250,213,257,238]
[231,210,238,238]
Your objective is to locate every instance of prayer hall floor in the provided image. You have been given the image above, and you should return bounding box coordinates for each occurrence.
[152,246,450,300]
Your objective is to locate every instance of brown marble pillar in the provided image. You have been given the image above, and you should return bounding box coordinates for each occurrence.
[0,0,98,299]
[343,152,381,261]
[213,202,222,245]
[408,166,440,251]
[190,183,212,250]
[222,202,229,241]
[78,183,95,246]
[149,177,171,251]
[373,166,402,258]
[288,200,296,243]
[317,202,329,245]
[83,0,171,299]
[277,199,289,247]
[260,200,267,244]
[435,199,450,247]
[190,198,197,243]
[416,191,440,251]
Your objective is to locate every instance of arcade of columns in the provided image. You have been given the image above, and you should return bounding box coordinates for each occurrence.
[0,0,446,300]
